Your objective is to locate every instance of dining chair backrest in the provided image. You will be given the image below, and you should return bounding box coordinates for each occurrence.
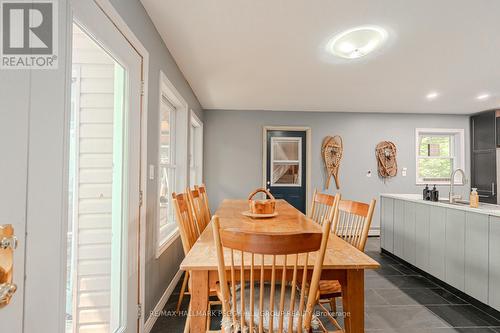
[196,184,212,220]
[172,192,198,255]
[212,215,332,333]
[186,187,207,236]
[332,199,376,251]
[309,190,339,228]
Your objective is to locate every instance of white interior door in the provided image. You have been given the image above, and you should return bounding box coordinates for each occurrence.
[69,1,142,332]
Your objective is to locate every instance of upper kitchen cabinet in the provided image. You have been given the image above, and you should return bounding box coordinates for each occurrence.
[472,110,496,150]
[471,110,497,204]
[497,112,500,146]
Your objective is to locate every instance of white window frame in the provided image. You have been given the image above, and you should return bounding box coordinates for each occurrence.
[156,71,189,258]
[189,111,203,187]
[415,128,465,185]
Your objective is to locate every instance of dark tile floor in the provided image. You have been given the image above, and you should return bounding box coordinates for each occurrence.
[151,237,500,332]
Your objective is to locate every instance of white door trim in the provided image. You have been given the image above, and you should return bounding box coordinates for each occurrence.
[71,0,150,331]
[262,126,312,214]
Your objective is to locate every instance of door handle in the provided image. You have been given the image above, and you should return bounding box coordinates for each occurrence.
[0,224,17,308]
[493,182,496,196]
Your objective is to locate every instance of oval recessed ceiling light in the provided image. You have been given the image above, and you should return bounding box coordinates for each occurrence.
[328,25,388,59]
[425,91,439,100]
[426,92,439,100]
[476,93,490,100]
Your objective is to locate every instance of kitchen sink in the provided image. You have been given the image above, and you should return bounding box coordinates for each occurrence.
[437,198,500,210]
[438,199,470,206]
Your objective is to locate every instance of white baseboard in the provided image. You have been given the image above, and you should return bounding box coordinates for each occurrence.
[369,227,380,236]
[144,269,184,333]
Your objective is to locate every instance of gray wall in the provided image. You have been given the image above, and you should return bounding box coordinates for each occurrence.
[204,110,471,230]
[109,0,203,318]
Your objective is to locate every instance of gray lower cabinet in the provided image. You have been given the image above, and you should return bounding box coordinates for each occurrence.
[403,201,416,265]
[415,203,430,271]
[465,212,489,303]
[381,197,394,252]
[444,209,466,291]
[428,206,446,280]
[393,199,405,257]
[381,196,500,312]
[490,216,500,310]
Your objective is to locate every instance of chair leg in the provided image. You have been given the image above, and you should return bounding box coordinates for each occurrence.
[176,271,190,313]
[317,301,343,331]
[330,297,337,317]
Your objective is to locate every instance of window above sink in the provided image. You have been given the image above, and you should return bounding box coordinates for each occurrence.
[415,128,465,185]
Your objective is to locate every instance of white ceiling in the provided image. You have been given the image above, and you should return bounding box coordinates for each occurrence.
[140,0,500,114]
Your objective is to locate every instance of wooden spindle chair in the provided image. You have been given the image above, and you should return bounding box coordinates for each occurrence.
[309,190,339,228]
[173,192,199,313]
[173,192,221,324]
[212,215,337,333]
[316,198,376,327]
[186,187,209,236]
[332,199,376,251]
[196,184,212,220]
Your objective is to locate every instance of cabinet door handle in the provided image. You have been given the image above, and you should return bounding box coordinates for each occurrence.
[493,182,496,196]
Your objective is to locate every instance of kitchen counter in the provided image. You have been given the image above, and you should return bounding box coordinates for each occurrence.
[380,194,500,312]
[381,193,500,217]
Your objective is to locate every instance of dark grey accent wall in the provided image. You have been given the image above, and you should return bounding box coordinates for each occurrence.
[204,110,471,231]
[109,0,203,318]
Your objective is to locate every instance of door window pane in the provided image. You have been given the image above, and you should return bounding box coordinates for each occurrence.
[271,137,301,186]
[67,23,127,333]
[273,140,299,161]
[272,163,300,185]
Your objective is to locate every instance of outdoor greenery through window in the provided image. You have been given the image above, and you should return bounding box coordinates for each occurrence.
[158,95,177,249]
[416,129,464,184]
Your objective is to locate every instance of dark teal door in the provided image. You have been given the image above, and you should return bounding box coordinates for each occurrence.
[266,130,307,213]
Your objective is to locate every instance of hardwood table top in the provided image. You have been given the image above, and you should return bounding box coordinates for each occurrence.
[180,199,380,271]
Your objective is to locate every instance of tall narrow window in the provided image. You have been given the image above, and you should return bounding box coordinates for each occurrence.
[158,96,177,247]
[189,114,203,187]
[416,128,465,184]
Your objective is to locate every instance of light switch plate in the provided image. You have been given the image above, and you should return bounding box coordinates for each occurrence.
[402,167,407,177]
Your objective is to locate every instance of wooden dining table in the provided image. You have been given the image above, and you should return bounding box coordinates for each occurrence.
[180,199,380,333]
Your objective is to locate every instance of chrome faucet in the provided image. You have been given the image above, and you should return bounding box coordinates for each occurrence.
[449,168,467,203]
